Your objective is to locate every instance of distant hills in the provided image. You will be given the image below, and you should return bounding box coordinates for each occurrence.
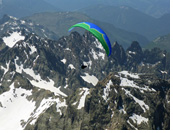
[80,5,170,40]
[0,0,60,18]
[145,34,170,52]
[0,0,170,50]
[23,12,149,49]
[1,0,169,19]
[45,0,170,18]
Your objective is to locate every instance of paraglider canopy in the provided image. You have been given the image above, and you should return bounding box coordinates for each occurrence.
[68,22,112,57]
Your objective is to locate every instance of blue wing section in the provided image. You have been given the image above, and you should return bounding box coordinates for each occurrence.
[84,22,112,56]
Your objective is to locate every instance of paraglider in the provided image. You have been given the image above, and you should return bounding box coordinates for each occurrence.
[68,22,112,57]
[81,64,87,69]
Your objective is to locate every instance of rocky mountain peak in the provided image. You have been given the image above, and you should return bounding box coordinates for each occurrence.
[0,15,58,41]
[111,41,126,65]
[126,41,143,67]
[127,41,143,54]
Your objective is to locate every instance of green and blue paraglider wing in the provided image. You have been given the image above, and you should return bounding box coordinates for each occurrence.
[68,22,111,56]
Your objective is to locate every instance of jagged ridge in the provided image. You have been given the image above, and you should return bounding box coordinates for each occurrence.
[0,16,170,130]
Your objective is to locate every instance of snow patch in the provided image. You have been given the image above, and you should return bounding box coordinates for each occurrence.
[118,105,126,114]
[3,31,25,48]
[29,45,37,55]
[81,73,98,86]
[68,64,75,69]
[119,74,155,92]
[98,52,105,59]
[30,97,66,125]
[91,49,105,60]
[29,22,33,26]
[91,49,98,60]
[77,88,89,109]
[30,78,66,97]
[0,83,35,130]
[0,61,10,81]
[160,71,167,74]
[119,71,140,79]
[9,16,18,20]
[127,120,137,130]
[83,60,92,69]
[102,80,113,102]
[20,20,25,24]
[94,38,104,50]
[65,48,71,51]
[33,55,39,64]
[120,77,139,88]
[129,113,148,125]
[128,51,136,55]
[61,58,66,64]
[72,101,78,106]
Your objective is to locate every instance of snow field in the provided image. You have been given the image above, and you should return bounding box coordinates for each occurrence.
[102,80,113,102]
[77,88,89,109]
[129,113,148,125]
[0,82,67,129]
[30,97,67,125]
[3,31,25,48]
[81,73,98,86]
[0,83,35,130]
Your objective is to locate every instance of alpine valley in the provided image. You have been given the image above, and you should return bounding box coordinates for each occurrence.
[0,15,170,130]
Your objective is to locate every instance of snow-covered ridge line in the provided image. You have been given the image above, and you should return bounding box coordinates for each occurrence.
[118,71,156,93]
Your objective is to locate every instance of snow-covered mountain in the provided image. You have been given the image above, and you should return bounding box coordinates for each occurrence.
[0,15,170,130]
[0,15,58,40]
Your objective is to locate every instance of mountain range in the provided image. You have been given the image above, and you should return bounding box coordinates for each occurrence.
[145,34,170,52]
[0,0,60,18]
[0,0,169,19]
[0,0,170,49]
[0,15,59,41]
[80,5,170,40]
[0,15,170,130]
[23,12,149,49]
[45,0,170,18]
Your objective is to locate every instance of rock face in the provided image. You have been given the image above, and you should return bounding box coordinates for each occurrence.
[0,15,170,130]
[83,72,169,130]
[24,72,170,130]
